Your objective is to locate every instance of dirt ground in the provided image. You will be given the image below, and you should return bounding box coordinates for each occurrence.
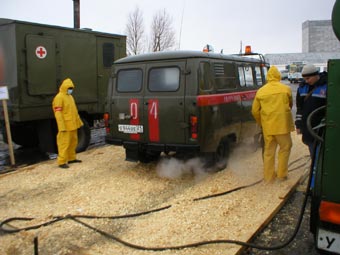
[0,133,313,255]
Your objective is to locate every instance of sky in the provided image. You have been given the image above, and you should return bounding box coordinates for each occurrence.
[0,0,337,54]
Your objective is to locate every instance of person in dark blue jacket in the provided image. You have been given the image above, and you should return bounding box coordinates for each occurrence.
[295,64,327,157]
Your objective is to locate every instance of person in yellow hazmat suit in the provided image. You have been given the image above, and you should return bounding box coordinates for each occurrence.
[52,78,83,168]
[252,66,295,182]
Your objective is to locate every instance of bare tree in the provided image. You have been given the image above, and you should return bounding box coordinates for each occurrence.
[125,7,145,55]
[150,9,176,52]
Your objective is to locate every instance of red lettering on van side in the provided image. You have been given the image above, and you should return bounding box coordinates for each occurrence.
[130,98,140,140]
[148,99,159,142]
[196,90,257,107]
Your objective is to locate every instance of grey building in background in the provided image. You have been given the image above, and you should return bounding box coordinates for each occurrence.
[265,20,340,69]
[302,20,340,53]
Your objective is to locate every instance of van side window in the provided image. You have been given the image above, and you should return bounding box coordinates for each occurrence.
[262,66,268,82]
[255,66,263,86]
[117,69,143,92]
[103,43,115,68]
[238,66,254,87]
[238,67,246,87]
[214,62,237,91]
[199,62,213,91]
[149,67,180,92]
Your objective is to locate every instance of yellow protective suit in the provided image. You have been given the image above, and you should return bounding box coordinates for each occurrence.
[52,78,83,166]
[252,66,295,182]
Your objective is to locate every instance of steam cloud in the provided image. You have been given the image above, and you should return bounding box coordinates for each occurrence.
[156,157,209,180]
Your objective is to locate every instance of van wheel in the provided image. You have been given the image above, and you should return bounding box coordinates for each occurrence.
[76,118,91,153]
[214,140,230,170]
[204,140,230,171]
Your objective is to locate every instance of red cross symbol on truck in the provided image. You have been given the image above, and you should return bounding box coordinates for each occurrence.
[35,46,47,59]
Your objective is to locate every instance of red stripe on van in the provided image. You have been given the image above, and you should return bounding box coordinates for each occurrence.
[197,90,257,107]
[148,99,160,142]
[129,98,140,141]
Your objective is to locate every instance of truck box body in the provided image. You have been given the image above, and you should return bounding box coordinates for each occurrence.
[309,2,340,253]
[311,59,340,254]
[0,18,126,152]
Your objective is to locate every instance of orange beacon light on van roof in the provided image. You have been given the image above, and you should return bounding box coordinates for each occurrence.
[245,45,252,54]
[203,44,214,53]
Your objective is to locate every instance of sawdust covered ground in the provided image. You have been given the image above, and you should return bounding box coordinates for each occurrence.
[0,133,310,255]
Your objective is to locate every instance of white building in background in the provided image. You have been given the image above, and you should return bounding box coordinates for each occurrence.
[302,20,340,53]
[265,52,340,71]
[265,20,340,70]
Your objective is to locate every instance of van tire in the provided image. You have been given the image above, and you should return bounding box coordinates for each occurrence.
[214,140,230,170]
[76,118,91,153]
[203,140,230,171]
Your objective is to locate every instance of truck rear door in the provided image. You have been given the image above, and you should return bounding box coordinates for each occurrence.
[96,37,116,113]
[26,34,56,95]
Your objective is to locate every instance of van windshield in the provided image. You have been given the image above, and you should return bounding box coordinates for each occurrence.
[117,69,142,92]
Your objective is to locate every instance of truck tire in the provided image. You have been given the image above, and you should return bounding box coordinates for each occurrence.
[4,123,39,147]
[76,118,91,153]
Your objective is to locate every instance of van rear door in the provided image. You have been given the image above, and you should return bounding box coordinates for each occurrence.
[143,62,187,144]
[111,65,146,142]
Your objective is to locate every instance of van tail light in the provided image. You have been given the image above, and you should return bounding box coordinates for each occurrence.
[319,200,340,225]
[190,115,198,139]
[103,112,110,134]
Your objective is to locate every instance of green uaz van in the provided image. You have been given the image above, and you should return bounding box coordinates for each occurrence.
[105,50,269,168]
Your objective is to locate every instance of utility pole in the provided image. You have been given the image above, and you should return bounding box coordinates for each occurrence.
[73,0,80,29]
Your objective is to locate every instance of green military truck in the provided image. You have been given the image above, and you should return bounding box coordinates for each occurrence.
[0,18,126,153]
[308,1,340,253]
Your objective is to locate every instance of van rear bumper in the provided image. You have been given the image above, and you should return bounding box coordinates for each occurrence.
[105,135,200,153]
[105,135,124,146]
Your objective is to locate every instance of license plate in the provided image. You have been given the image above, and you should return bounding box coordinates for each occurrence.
[317,228,340,254]
[118,124,143,134]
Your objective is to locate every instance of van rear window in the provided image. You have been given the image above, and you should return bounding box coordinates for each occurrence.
[149,67,180,92]
[117,69,142,92]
